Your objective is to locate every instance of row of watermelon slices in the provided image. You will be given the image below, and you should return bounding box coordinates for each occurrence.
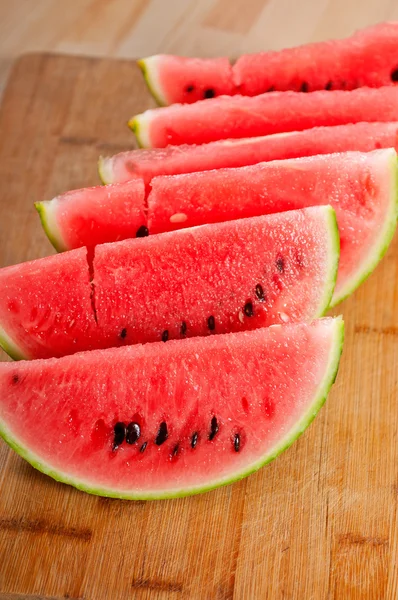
[1,23,398,500]
[139,22,398,104]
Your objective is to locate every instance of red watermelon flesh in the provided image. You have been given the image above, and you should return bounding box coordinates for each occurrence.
[130,87,398,148]
[0,249,95,361]
[140,23,398,105]
[39,150,397,307]
[0,318,344,499]
[147,150,398,305]
[234,22,398,96]
[0,207,338,360]
[138,55,235,106]
[35,179,146,252]
[99,122,398,186]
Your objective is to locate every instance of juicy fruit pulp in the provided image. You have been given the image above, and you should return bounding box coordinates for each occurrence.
[233,22,398,96]
[0,318,344,499]
[35,179,146,251]
[138,55,235,106]
[148,150,398,305]
[130,87,398,148]
[141,23,398,104]
[0,207,339,359]
[100,122,398,186]
[40,150,398,307]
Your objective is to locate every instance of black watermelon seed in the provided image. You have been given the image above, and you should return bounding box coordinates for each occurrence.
[209,416,219,441]
[207,315,215,331]
[325,80,333,90]
[120,328,127,339]
[204,88,215,99]
[140,441,148,453]
[255,284,265,302]
[113,422,126,449]
[136,225,149,238]
[155,421,168,445]
[162,330,169,342]
[244,301,254,317]
[12,374,19,384]
[276,256,285,273]
[191,432,198,448]
[300,81,309,92]
[234,433,240,452]
[126,422,141,444]
[171,444,179,458]
[180,321,187,336]
[267,86,275,92]
[186,84,195,93]
[391,68,398,82]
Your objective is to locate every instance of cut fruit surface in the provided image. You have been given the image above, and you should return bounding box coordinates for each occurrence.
[148,150,398,305]
[141,23,398,104]
[0,317,344,499]
[130,87,398,148]
[44,151,397,305]
[234,22,398,96]
[99,122,398,186]
[35,179,146,251]
[0,249,95,360]
[138,55,235,106]
[0,207,338,359]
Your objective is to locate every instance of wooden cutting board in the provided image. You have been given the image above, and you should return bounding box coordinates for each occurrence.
[0,53,398,600]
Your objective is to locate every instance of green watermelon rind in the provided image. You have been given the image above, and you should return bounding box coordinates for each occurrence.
[317,206,340,316]
[137,57,168,107]
[0,205,338,363]
[35,201,68,253]
[330,149,398,306]
[0,325,27,361]
[98,156,113,185]
[128,112,153,149]
[0,318,344,500]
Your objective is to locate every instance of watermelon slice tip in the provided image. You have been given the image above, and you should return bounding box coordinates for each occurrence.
[35,201,67,252]
[98,155,111,185]
[128,113,151,149]
[137,56,168,107]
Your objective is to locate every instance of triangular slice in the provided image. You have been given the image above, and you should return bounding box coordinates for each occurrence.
[140,23,398,104]
[38,150,397,307]
[99,122,398,186]
[36,179,146,252]
[147,150,398,305]
[0,318,344,499]
[130,87,398,148]
[0,206,339,359]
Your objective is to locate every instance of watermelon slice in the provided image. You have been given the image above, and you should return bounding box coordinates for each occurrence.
[35,179,146,252]
[234,22,398,97]
[141,23,398,105]
[0,207,338,360]
[147,150,398,305]
[0,317,344,499]
[99,122,398,186]
[39,150,397,307]
[138,55,235,106]
[130,87,398,148]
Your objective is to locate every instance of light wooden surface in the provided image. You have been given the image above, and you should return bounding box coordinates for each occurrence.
[0,52,398,600]
[1,0,398,94]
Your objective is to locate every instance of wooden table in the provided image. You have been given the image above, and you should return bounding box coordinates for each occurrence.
[0,50,398,600]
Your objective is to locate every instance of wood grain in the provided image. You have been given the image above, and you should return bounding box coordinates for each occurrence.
[0,52,398,600]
